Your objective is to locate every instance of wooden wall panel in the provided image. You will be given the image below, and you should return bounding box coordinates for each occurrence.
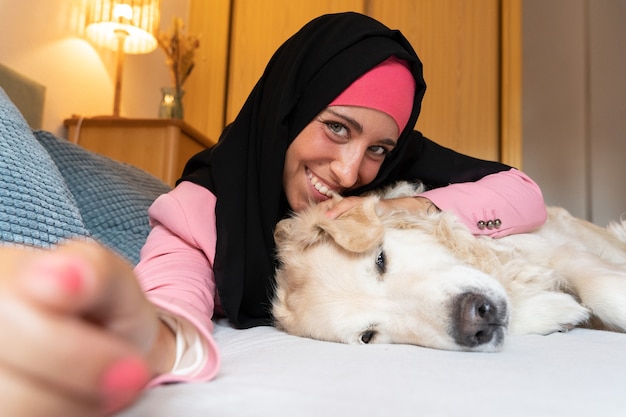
[187,0,231,142]
[226,0,364,122]
[368,0,500,161]
[186,0,520,165]
[500,0,522,168]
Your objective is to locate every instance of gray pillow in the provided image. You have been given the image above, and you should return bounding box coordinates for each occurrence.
[0,86,171,265]
[33,130,171,265]
[0,88,88,248]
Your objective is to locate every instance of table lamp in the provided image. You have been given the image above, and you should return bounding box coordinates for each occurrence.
[85,0,160,116]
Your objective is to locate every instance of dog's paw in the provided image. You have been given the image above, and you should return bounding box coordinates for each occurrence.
[573,272,626,332]
[509,292,591,335]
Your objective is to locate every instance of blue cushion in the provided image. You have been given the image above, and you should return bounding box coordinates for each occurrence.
[0,88,87,247]
[33,130,171,265]
[0,87,171,265]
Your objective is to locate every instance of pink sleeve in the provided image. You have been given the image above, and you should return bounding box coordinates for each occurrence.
[419,168,547,237]
[134,181,221,385]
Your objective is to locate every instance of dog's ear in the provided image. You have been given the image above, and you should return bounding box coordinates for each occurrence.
[274,213,330,251]
[274,199,383,253]
[318,199,384,253]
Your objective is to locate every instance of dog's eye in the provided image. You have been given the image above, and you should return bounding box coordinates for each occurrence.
[375,250,386,274]
[360,330,377,344]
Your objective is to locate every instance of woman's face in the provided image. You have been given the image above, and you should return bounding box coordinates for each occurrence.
[283,105,399,212]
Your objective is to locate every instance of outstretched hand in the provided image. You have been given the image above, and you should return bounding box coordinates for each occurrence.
[0,240,175,417]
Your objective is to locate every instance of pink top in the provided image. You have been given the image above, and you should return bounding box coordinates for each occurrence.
[134,185,221,385]
[134,168,547,384]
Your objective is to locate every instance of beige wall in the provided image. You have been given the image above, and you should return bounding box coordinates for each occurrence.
[523,0,626,225]
[0,0,189,137]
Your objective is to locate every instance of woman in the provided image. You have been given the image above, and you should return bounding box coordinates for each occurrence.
[0,12,546,416]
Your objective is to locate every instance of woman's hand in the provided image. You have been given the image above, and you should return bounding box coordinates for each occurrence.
[0,240,176,417]
[324,195,440,219]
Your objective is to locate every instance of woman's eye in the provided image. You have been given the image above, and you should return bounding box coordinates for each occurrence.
[360,330,377,344]
[369,145,391,156]
[325,121,348,137]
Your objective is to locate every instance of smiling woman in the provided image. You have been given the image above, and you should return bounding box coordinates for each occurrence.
[165,6,542,345]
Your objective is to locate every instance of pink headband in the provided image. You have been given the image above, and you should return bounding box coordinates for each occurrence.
[329,57,415,133]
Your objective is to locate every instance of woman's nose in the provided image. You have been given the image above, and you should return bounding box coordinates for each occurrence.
[330,149,363,188]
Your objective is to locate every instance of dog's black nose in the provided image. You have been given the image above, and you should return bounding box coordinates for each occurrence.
[451,292,506,348]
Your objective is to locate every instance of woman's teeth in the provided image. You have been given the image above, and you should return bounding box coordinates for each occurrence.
[315,182,329,194]
[309,174,334,198]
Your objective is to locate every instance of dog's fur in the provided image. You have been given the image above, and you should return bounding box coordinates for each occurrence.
[272,181,626,352]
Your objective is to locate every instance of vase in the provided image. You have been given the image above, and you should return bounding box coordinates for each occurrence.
[158,87,184,119]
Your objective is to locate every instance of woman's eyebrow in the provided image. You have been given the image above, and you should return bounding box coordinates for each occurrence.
[324,108,363,134]
[380,138,397,148]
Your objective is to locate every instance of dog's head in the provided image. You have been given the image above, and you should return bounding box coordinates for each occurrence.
[272,189,510,352]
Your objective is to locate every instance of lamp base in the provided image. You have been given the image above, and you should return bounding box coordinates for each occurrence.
[113,30,128,116]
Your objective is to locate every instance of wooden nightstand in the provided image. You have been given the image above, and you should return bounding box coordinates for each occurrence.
[64,117,215,187]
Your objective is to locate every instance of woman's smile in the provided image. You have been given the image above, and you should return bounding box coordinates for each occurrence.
[307,169,337,200]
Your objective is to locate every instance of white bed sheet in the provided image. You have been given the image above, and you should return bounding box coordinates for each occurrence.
[119,319,626,417]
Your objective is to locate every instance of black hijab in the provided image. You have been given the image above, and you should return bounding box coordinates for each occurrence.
[179,12,507,328]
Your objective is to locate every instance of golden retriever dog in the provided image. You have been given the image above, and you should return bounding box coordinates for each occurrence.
[272,181,626,352]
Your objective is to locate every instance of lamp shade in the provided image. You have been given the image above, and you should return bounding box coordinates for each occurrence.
[85,0,160,54]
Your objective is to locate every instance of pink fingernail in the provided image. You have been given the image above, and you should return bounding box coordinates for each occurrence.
[101,357,150,412]
[31,257,84,294]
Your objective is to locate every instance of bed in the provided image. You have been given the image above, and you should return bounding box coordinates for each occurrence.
[1,86,625,417]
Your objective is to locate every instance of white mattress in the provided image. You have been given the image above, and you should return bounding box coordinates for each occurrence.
[119,319,626,417]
